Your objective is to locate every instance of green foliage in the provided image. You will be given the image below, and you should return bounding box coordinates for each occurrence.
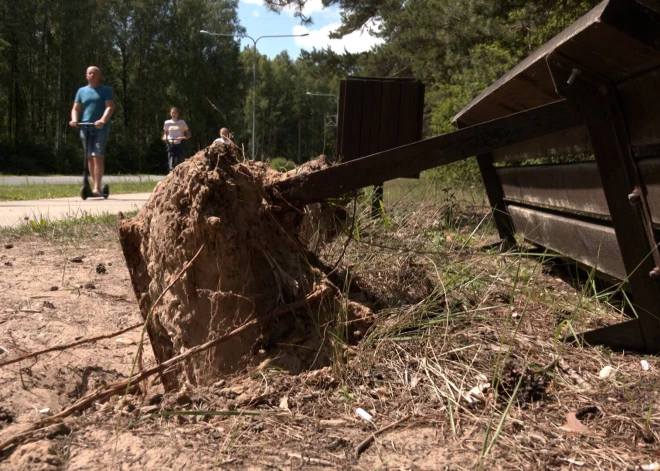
[0,0,601,181]
[269,157,297,172]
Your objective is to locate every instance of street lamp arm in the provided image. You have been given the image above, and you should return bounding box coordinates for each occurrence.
[200,30,236,37]
[256,33,309,44]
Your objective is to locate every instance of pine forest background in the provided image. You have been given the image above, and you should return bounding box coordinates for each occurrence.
[0,0,600,175]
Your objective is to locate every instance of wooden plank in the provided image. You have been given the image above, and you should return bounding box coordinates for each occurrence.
[359,80,377,158]
[338,80,364,162]
[508,205,626,281]
[416,83,425,141]
[498,162,609,219]
[367,81,383,156]
[498,157,660,228]
[378,81,401,152]
[335,80,347,160]
[402,82,424,179]
[270,99,583,204]
[491,125,591,163]
[365,81,384,216]
[618,67,660,147]
[397,82,420,146]
[548,55,660,352]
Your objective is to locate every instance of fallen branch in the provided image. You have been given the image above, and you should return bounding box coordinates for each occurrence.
[0,283,332,452]
[0,323,143,368]
[355,415,411,457]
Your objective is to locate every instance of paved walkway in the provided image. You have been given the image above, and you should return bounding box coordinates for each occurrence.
[0,175,163,186]
[0,193,152,228]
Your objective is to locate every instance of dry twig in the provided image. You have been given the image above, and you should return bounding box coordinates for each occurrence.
[0,323,142,368]
[355,415,411,456]
[0,283,332,452]
[286,452,335,467]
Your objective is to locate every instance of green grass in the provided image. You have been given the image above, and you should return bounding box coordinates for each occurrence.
[0,180,158,201]
[0,210,138,240]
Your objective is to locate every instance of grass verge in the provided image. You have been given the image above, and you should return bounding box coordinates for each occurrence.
[0,180,158,201]
[0,211,137,241]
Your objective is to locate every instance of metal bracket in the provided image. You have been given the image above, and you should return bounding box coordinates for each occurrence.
[628,188,641,205]
[567,68,582,85]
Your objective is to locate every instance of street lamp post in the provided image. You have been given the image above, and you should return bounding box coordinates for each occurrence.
[200,30,309,160]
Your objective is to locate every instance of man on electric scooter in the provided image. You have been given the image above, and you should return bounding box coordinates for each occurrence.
[69,66,115,196]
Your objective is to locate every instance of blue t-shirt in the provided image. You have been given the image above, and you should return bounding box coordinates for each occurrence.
[74,85,114,130]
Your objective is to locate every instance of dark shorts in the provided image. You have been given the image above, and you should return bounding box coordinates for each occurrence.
[80,127,110,157]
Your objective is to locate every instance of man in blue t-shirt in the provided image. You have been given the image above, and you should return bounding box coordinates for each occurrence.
[69,66,115,195]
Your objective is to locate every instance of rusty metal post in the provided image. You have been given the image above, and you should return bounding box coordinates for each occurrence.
[548,55,660,353]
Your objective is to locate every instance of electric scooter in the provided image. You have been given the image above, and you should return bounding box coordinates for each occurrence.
[78,122,110,200]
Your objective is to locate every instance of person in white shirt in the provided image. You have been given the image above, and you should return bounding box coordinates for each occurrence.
[162,107,191,171]
[213,127,234,145]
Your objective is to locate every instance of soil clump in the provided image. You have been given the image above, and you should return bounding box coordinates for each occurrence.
[119,144,370,390]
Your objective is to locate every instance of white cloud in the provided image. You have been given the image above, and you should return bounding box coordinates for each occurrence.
[293,19,383,55]
[251,9,260,17]
[241,0,335,18]
[282,0,330,18]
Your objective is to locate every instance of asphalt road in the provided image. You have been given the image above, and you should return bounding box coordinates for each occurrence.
[0,175,164,186]
[0,193,152,228]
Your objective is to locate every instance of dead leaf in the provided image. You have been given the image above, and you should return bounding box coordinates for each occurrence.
[279,396,289,411]
[115,337,137,345]
[563,411,591,435]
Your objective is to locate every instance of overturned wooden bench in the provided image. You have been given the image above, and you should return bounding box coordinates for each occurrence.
[269,0,660,353]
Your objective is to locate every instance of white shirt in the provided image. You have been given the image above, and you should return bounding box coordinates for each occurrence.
[163,119,189,140]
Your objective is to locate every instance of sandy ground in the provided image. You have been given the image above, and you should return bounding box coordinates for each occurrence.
[1,223,660,470]
[0,237,452,470]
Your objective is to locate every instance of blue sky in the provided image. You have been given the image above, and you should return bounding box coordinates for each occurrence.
[237,0,383,59]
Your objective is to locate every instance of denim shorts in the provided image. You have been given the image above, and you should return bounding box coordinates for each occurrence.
[80,126,110,157]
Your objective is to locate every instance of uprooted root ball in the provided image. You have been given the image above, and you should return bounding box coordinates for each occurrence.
[119,144,371,390]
